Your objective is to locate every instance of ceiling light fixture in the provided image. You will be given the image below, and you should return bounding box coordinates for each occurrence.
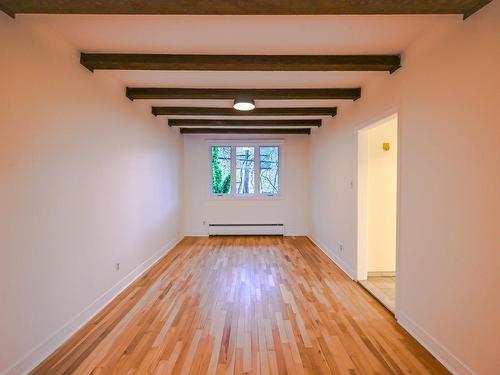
[233,98,255,111]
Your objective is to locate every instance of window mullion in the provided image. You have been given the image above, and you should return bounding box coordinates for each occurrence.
[255,146,260,195]
[231,145,236,196]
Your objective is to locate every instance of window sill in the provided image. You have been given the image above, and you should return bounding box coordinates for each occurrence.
[207,194,284,201]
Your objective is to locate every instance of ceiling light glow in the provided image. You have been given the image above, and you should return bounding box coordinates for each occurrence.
[233,99,255,111]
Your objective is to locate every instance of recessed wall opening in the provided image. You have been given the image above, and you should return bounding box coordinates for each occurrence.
[357,113,398,312]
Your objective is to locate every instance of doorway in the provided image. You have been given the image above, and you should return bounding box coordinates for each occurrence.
[357,114,398,312]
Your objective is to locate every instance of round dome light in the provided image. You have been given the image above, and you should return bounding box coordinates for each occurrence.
[233,99,255,111]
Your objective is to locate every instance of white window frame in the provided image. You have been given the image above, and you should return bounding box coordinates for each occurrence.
[208,140,283,200]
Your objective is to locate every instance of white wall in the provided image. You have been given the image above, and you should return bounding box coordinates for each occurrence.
[366,118,398,273]
[0,14,183,374]
[183,134,309,235]
[310,2,500,374]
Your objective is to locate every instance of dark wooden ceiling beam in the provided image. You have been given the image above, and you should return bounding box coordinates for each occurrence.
[127,88,361,101]
[169,119,322,127]
[153,106,337,117]
[463,0,492,18]
[180,128,311,135]
[0,1,492,18]
[80,54,401,72]
[0,2,15,17]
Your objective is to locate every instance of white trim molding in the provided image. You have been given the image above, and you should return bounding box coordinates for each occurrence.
[307,236,356,280]
[3,236,184,375]
[367,271,396,277]
[397,313,475,375]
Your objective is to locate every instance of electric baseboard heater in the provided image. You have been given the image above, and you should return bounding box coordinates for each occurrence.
[208,223,284,236]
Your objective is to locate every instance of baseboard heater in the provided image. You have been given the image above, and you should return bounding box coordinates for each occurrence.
[208,223,284,236]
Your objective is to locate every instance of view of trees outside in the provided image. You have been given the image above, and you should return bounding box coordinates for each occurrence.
[260,146,279,194]
[236,146,255,194]
[212,145,280,195]
[211,146,231,194]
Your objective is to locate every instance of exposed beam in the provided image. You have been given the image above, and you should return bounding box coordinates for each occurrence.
[169,119,321,127]
[127,88,361,101]
[180,128,311,135]
[0,2,15,17]
[153,107,337,117]
[463,0,492,18]
[80,54,401,72]
[0,1,492,18]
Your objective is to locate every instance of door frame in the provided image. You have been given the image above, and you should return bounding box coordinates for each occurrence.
[356,111,401,316]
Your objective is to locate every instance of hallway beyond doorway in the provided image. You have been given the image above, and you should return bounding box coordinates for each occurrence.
[357,113,398,313]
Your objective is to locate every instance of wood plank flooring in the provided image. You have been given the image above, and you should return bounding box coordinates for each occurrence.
[31,236,448,374]
[359,277,396,313]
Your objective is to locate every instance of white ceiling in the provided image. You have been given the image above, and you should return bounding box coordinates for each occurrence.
[24,14,459,54]
[96,71,381,88]
[22,14,460,121]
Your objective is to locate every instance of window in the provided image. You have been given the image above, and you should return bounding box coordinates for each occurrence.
[259,146,279,195]
[236,146,255,195]
[211,146,231,195]
[210,143,280,197]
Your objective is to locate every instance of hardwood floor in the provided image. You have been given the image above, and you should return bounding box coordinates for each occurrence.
[359,277,396,313]
[32,236,448,374]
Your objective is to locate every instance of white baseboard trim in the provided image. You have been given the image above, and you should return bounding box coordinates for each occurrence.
[3,236,184,375]
[307,236,356,280]
[367,271,396,277]
[397,312,475,375]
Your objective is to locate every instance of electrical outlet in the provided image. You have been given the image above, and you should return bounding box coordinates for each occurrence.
[202,220,206,225]
[115,263,120,271]
[337,242,343,252]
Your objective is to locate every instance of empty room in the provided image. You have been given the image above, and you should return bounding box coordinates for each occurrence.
[1,1,499,374]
